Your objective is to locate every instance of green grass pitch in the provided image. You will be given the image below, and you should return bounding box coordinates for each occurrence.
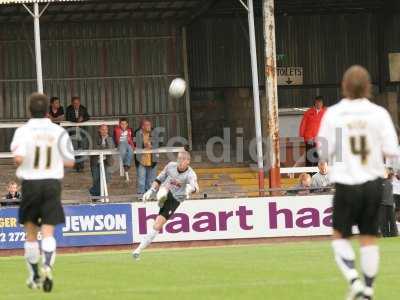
[1,238,400,300]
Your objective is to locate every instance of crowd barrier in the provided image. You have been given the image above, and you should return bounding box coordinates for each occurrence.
[0,195,333,250]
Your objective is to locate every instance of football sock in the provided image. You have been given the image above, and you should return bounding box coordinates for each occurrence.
[332,239,359,283]
[137,228,159,252]
[24,241,40,280]
[360,245,379,297]
[41,236,57,268]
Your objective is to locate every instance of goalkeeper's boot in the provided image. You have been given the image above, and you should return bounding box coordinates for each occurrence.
[362,287,373,300]
[41,265,53,293]
[346,279,364,300]
[132,248,141,261]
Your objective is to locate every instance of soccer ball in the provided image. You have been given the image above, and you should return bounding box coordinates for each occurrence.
[169,78,186,99]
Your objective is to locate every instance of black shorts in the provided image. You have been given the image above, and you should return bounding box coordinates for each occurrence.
[394,194,400,212]
[333,178,383,238]
[159,192,181,220]
[19,179,65,226]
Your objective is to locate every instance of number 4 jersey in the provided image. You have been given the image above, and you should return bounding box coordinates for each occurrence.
[10,118,75,180]
[318,98,400,185]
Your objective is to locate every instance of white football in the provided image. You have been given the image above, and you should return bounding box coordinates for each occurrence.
[169,78,186,98]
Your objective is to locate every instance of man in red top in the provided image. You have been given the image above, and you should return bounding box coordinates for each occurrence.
[299,96,326,166]
[114,118,135,182]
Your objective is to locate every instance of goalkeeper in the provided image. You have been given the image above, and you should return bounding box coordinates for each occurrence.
[132,151,199,259]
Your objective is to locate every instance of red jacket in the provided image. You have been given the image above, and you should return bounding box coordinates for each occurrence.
[113,126,134,147]
[299,107,326,141]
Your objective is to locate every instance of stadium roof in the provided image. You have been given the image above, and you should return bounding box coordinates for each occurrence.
[0,0,395,23]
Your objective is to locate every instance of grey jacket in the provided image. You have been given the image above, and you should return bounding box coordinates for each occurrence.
[134,128,161,166]
[382,178,394,206]
[90,135,115,167]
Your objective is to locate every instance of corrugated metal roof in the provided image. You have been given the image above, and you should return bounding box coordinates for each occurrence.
[0,0,84,3]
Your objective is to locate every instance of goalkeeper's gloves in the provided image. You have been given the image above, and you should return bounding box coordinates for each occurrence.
[142,187,157,202]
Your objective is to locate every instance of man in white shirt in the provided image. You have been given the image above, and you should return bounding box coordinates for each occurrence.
[10,93,75,293]
[311,160,331,192]
[318,66,400,300]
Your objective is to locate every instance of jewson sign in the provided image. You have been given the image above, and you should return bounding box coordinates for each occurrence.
[0,203,133,249]
[132,195,333,242]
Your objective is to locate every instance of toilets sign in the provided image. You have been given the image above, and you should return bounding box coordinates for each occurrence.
[277,67,303,85]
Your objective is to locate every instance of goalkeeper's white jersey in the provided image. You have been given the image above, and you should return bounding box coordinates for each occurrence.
[155,162,199,201]
[317,98,399,185]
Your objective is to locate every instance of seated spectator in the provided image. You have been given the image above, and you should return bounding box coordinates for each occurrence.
[48,96,64,124]
[2,181,21,206]
[311,160,331,192]
[66,96,90,172]
[289,173,312,195]
[114,118,134,182]
[379,168,398,237]
[89,125,115,199]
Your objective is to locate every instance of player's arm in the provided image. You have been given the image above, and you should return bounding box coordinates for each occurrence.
[316,111,335,162]
[60,130,76,168]
[10,128,26,167]
[380,109,400,169]
[185,171,199,198]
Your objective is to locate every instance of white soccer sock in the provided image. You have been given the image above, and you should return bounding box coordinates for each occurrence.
[24,241,40,279]
[332,239,359,283]
[136,228,159,253]
[360,245,379,290]
[41,236,57,268]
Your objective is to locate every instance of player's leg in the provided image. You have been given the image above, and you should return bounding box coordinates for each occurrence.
[24,222,41,289]
[357,178,383,300]
[40,180,65,292]
[133,192,180,259]
[358,236,379,300]
[331,184,364,299]
[133,215,167,259]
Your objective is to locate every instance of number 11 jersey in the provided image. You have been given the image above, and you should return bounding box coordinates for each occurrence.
[318,98,399,185]
[10,118,75,180]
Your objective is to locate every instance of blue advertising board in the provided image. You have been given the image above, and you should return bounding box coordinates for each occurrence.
[0,203,133,249]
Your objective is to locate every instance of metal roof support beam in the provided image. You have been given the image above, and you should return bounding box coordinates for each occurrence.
[240,0,265,196]
[22,2,49,93]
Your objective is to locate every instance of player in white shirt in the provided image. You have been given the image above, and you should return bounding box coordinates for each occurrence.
[132,151,198,260]
[10,93,75,293]
[318,66,400,300]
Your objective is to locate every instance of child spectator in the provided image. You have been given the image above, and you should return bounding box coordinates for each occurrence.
[2,181,22,206]
[288,173,312,195]
[114,118,135,182]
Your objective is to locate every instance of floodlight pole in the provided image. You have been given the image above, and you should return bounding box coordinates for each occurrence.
[23,2,49,93]
[263,0,281,191]
[241,0,265,196]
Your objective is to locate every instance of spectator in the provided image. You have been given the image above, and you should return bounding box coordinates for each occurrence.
[48,96,64,124]
[135,119,160,196]
[2,181,21,206]
[89,125,115,199]
[379,169,398,237]
[311,160,331,192]
[66,96,90,172]
[299,96,327,166]
[392,171,400,223]
[290,173,312,195]
[114,118,134,182]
